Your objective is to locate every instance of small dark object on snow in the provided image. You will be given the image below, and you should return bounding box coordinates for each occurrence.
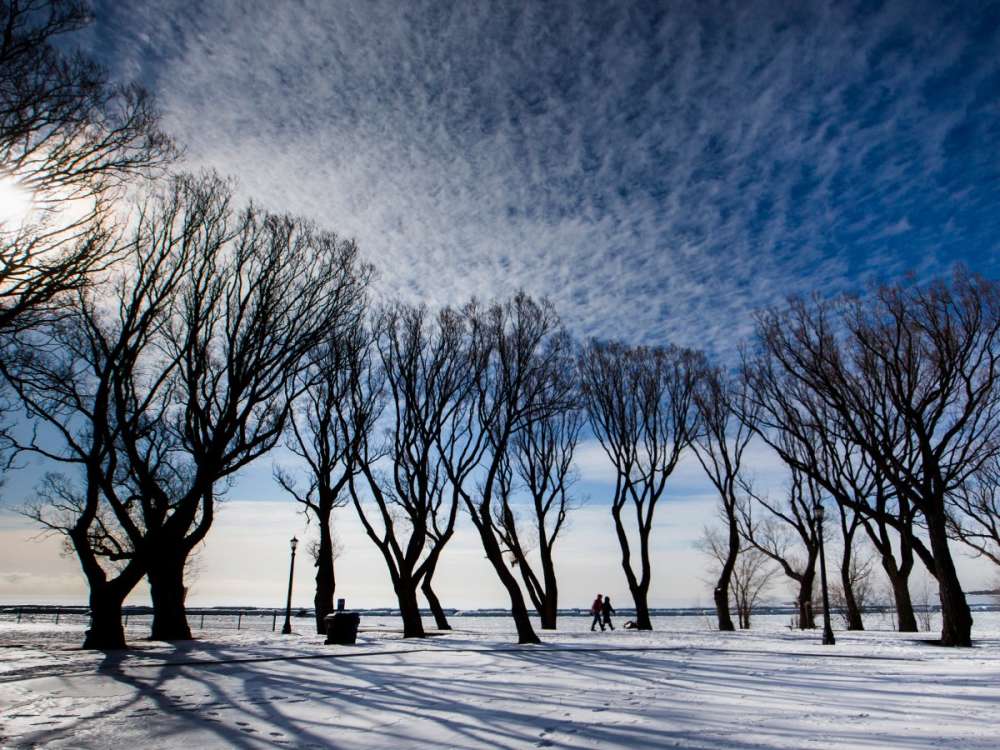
[324,612,360,644]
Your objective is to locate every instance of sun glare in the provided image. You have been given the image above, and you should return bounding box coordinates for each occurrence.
[0,176,36,230]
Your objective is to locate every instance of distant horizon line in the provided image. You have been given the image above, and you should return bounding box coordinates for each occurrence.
[4,596,999,617]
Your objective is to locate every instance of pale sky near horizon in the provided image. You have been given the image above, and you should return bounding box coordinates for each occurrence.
[1,437,993,610]
[3,0,1000,611]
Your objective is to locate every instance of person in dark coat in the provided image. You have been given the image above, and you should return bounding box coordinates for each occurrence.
[601,596,616,630]
[590,594,604,631]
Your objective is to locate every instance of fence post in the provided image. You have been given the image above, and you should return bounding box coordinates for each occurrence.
[55,611,60,625]
[125,614,129,628]
[237,612,242,631]
[16,608,21,623]
[272,611,277,631]
[200,613,205,629]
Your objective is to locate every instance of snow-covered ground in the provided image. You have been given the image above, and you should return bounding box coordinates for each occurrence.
[1,613,998,749]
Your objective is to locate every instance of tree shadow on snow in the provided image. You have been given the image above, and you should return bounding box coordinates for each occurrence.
[12,635,1000,749]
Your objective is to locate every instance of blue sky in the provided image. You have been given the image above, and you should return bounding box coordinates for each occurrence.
[86,0,1000,353]
[3,0,998,610]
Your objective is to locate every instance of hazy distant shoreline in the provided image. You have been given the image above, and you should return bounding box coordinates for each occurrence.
[3,595,998,619]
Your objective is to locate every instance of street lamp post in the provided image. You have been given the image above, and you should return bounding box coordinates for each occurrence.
[281,536,298,635]
[814,503,835,645]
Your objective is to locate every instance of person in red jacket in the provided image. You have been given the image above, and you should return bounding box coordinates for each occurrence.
[601,596,616,631]
[590,594,604,631]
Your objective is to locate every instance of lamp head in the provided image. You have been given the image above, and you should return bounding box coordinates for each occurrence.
[814,503,825,522]
[290,536,299,552]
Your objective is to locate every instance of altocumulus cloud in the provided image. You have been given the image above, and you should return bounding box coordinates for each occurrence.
[86,0,1000,354]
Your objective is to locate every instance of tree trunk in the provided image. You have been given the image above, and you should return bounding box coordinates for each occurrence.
[509,593,540,643]
[925,508,973,646]
[878,547,918,633]
[474,509,540,644]
[890,569,918,633]
[538,549,558,629]
[630,585,652,630]
[714,583,735,632]
[738,602,751,629]
[714,521,739,632]
[840,547,864,631]
[396,578,425,638]
[492,550,541,643]
[314,519,336,635]
[148,554,192,641]
[841,579,864,630]
[539,598,557,630]
[421,570,451,630]
[84,586,128,650]
[797,575,815,629]
[613,508,653,630]
[70,484,144,651]
[866,513,918,632]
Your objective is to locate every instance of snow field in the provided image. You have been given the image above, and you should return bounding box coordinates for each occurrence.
[1,614,998,749]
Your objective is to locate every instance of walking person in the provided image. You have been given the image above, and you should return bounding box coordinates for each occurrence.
[602,596,616,631]
[590,594,604,631]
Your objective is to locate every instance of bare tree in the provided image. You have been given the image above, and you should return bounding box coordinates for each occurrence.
[732,546,779,629]
[419,541,453,630]
[912,573,938,632]
[436,294,574,645]
[948,457,1000,568]
[826,441,922,633]
[859,493,921,632]
[738,461,822,629]
[740,363,923,632]
[747,270,1000,646]
[831,541,876,630]
[579,340,704,631]
[0,0,173,336]
[5,174,371,645]
[349,304,470,638]
[1,177,211,649]
[491,392,583,629]
[698,526,778,629]
[835,501,866,630]
[275,327,378,634]
[692,366,757,631]
[134,187,369,642]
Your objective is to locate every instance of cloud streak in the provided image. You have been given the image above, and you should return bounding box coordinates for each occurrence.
[88,0,1000,356]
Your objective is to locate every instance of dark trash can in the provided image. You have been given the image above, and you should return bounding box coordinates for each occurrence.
[324,612,360,645]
